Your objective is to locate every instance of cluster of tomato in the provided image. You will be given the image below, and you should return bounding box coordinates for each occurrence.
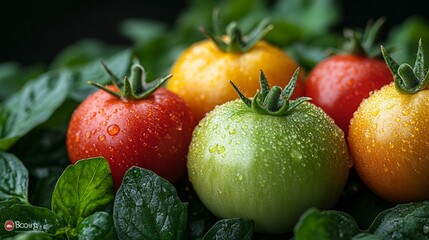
[65,15,429,234]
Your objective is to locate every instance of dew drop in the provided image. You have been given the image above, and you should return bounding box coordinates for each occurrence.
[290,149,303,162]
[74,131,81,142]
[402,109,411,116]
[89,112,97,120]
[98,135,106,141]
[217,145,225,154]
[236,173,243,182]
[423,225,429,234]
[371,108,380,117]
[209,144,218,153]
[85,131,91,138]
[107,124,120,136]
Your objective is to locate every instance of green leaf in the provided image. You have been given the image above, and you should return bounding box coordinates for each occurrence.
[50,39,122,69]
[113,167,188,240]
[69,49,132,102]
[386,16,429,64]
[0,198,25,212]
[351,233,383,240]
[51,157,114,231]
[0,70,72,150]
[77,211,117,240]
[30,167,65,209]
[368,201,429,240]
[4,231,54,240]
[0,152,28,202]
[0,204,66,238]
[119,19,168,46]
[269,0,340,43]
[202,218,253,240]
[176,178,218,240]
[0,62,45,101]
[294,208,361,240]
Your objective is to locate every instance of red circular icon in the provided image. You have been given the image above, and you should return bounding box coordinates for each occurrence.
[4,220,14,231]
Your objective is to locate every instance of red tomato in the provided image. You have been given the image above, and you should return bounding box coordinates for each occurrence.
[304,54,392,136]
[66,63,194,189]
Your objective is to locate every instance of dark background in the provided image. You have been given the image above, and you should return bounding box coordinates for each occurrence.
[0,0,426,66]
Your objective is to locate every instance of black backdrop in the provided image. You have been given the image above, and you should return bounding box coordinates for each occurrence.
[0,0,426,66]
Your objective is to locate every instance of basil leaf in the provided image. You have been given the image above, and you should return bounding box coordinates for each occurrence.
[202,218,253,240]
[113,167,188,240]
[351,233,383,240]
[70,49,132,102]
[0,152,28,202]
[368,201,429,240]
[50,39,122,69]
[51,157,114,230]
[0,62,45,101]
[0,204,66,238]
[77,211,117,240]
[0,198,25,212]
[4,231,54,240]
[294,208,361,240]
[0,70,71,150]
[176,178,218,240]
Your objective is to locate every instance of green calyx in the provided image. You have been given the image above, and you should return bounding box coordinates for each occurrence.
[342,18,385,58]
[381,39,429,94]
[88,60,171,100]
[200,8,273,53]
[230,68,310,116]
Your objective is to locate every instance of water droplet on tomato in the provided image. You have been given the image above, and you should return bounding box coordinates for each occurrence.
[371,108,380,117]
[236,173,243,182]
[90,112,97,120]
[217,145,225,154]
[209,144,218,153]
[107,124,120,136]
[98,135,106,141]
[74,131,81,142]
[290,149,303,162]
[401,109,411,116]
[85,131,91,138]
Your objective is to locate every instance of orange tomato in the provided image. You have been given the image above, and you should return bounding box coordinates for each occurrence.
[348,42,429,203]
[166,19,302,125]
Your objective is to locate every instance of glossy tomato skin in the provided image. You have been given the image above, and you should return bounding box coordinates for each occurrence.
[166,39,303,125]
[187,100,351,234]
[67,86,194,189]
[348,83,429,203]
[305,54,392,136]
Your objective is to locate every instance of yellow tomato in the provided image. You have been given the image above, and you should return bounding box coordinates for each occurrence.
[166,19,302,125]
[348,42,429,203]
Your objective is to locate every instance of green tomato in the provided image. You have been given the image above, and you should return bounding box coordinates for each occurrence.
[187,73,351,234]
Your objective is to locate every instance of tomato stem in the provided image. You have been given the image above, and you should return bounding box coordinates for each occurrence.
[381,39,429,94]
[88,60,171,100]
[342,18,385,58]
[200,9,273,53]
[230,68,310,116]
